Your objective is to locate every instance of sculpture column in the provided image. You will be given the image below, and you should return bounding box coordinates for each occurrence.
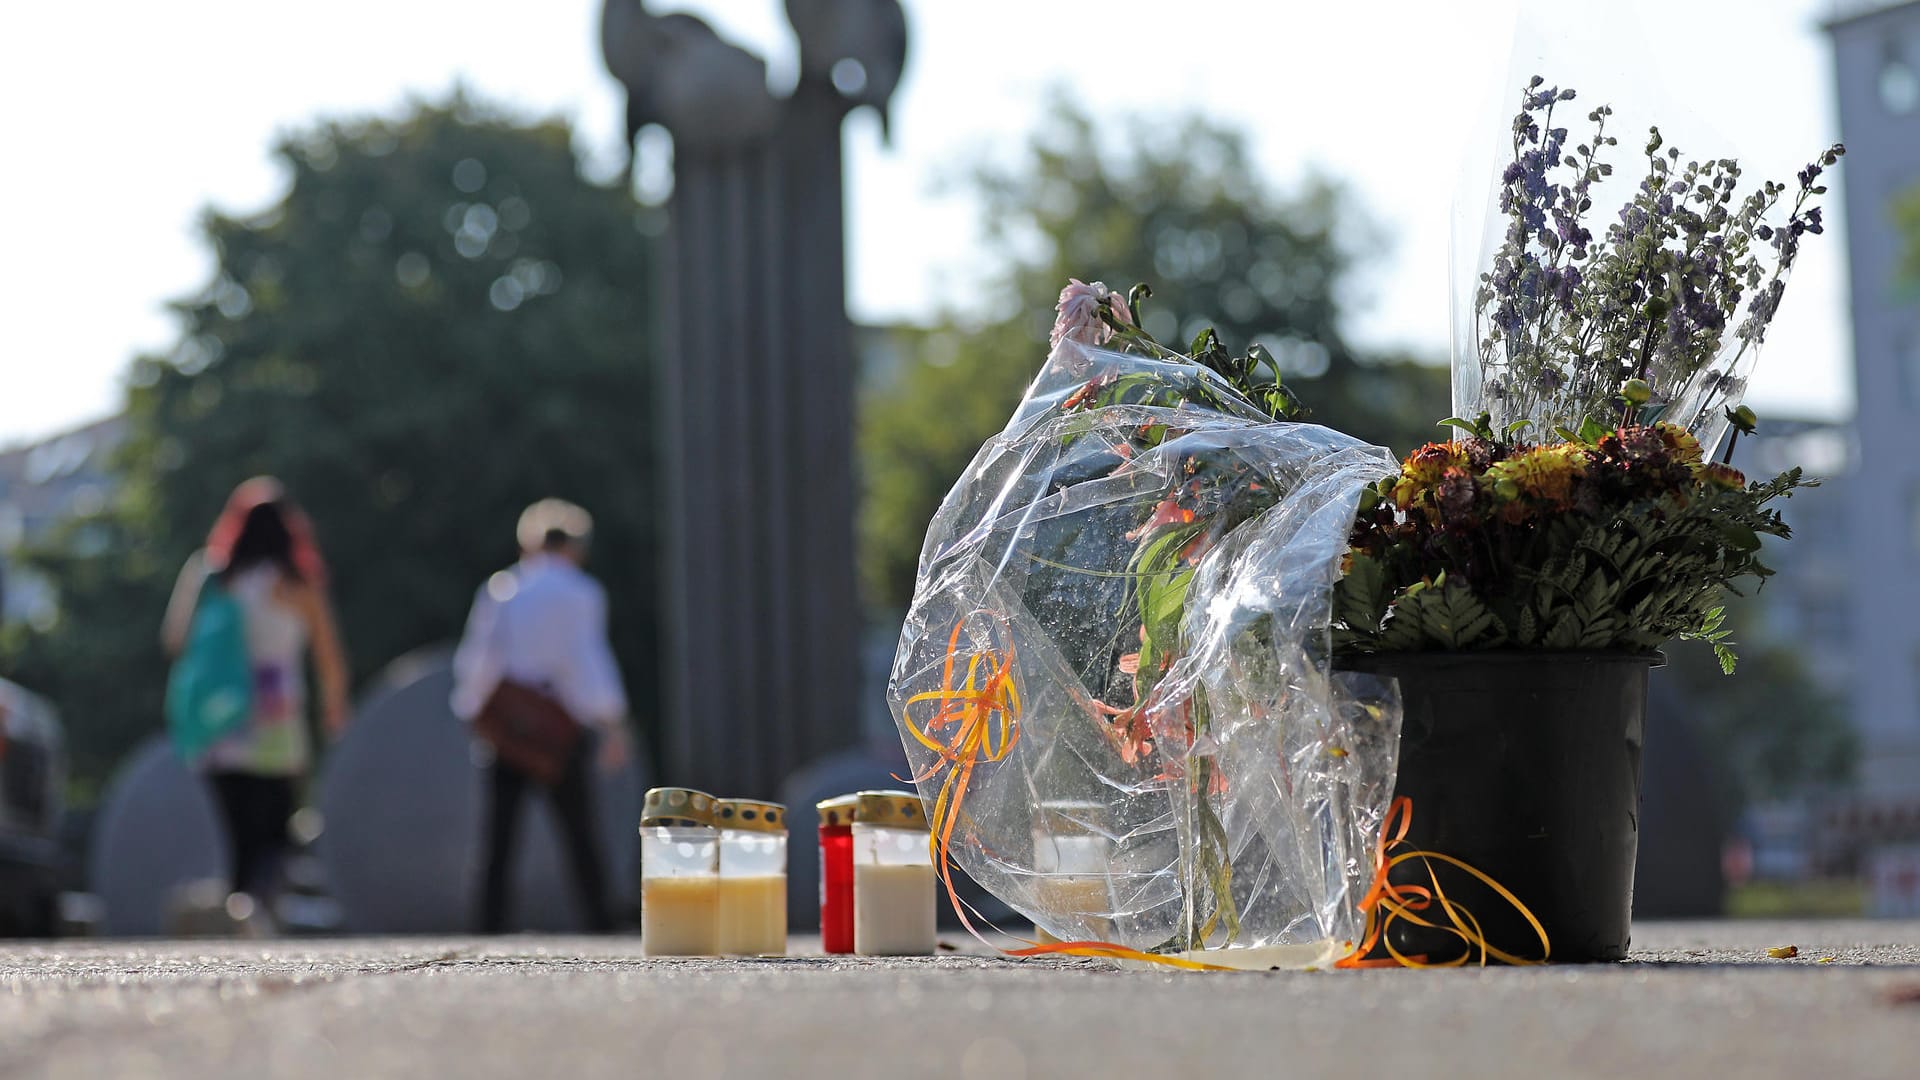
[618,6,904,795]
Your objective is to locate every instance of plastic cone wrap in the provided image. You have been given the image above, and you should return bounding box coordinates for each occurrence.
[887,337,1404,968]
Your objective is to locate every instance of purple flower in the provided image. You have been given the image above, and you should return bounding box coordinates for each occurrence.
[1521,152,1551,199]
[1472,76,1838,433]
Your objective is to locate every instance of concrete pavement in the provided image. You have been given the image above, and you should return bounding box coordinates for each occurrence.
[3,920,1918,1079]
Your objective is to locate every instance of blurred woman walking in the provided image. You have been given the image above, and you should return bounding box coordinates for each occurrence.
[162,477,350,925]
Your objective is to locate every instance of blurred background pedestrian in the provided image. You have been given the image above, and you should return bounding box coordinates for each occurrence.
[452,499,630,933]
[161,477,349,928]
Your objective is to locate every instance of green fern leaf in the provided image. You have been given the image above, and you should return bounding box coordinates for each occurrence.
[1514,605,1538,646]
[1543,609,1582,649]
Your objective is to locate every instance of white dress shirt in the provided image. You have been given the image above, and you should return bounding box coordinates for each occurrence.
[450,554,629,729]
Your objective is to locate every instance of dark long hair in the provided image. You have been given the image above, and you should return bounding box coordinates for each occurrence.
[204,477,327,584]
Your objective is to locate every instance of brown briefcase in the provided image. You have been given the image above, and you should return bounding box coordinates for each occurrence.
[473,679,582,785]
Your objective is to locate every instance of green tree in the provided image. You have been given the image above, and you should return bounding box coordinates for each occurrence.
[859,99,1450,610]
[1662,610,1854,823]
[3,94,660,792]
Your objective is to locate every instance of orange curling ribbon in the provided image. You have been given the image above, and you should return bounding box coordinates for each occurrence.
[1334,795,1551,968]
[901,613,1024,941]
[1004,938,1238,972]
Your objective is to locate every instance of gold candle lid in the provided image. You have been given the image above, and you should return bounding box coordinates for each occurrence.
[817,794,861,828]
[852,789,929,831]
[641,787,718,828]
[715,799,787,833]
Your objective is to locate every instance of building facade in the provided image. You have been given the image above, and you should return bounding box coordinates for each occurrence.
[0,417,125,625]
[1830,1,1920,795]
[1744,420,1856,697]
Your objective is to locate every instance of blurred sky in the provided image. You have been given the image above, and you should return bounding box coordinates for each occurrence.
[0,0,1855,448]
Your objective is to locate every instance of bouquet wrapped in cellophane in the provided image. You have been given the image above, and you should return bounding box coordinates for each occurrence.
[887,282,1403,969]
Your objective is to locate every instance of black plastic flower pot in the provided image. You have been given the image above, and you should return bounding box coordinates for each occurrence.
[1336,650,1663,964]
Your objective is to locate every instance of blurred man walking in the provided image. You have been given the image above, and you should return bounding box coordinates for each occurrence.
[452,499,630,932]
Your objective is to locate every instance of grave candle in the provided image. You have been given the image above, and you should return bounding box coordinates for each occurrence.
[640,787,720,957]
[1031,799,1114,942]
[715,798,788,956]
[816,794,860,955]
[851,790,936,957]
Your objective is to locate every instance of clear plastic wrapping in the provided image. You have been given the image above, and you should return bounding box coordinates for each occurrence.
[887,339,1404,967]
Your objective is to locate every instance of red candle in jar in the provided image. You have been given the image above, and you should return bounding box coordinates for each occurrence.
[817,794,859,954]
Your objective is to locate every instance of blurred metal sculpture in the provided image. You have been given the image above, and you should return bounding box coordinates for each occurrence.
[600,0,908,795]
[601,1,781,165]
[785,0,909,142]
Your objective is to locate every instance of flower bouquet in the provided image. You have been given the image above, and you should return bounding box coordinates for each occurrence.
[888,281,1403,969]
[887,77,1841,968]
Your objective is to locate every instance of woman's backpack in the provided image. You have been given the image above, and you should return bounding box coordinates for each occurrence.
[165,579,254,761]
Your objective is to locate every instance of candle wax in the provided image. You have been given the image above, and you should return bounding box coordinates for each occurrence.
[853,862,937,956]
[642,875,719,956]
[717,875,787,956]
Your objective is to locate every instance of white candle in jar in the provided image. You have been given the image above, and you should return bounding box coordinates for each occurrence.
[850,791,938,957]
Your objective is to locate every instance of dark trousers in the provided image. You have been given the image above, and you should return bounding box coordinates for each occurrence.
[476,740,614,933]
[207,772,295,899]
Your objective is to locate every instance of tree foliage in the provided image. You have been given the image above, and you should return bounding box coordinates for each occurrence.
[859,98,1449,611]
[1661,606,1853,823]
[2,95,659,792]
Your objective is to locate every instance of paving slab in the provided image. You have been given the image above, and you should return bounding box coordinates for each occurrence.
[3,921,1918,1079]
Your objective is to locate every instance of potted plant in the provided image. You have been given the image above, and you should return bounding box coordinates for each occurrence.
[1327,78,1844,962]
